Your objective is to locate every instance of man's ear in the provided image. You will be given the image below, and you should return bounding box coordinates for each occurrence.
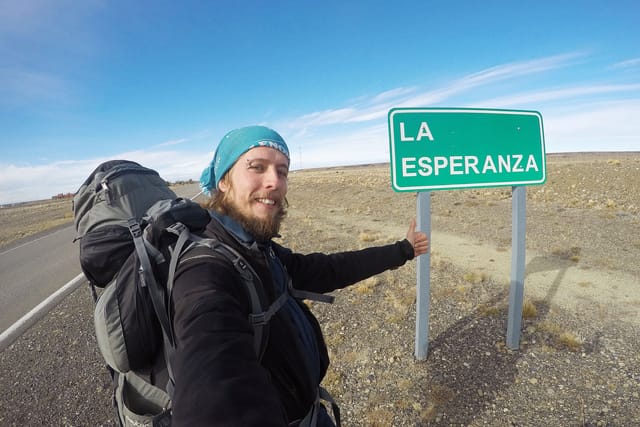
[218,176,229,193]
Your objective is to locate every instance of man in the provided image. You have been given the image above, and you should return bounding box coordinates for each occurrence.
[170,126,428,426]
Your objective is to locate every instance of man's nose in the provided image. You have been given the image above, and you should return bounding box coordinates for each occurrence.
[264,167,283,188]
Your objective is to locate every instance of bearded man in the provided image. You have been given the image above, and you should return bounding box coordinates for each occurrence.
[170,125,428,426]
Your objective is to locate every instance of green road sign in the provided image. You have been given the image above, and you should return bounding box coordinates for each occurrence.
[388,108,546,192]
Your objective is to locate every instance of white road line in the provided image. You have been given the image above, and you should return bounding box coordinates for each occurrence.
[0,190,202,351]
[0,273,86,352]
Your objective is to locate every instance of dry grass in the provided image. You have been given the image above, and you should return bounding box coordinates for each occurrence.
[352,277,379,295]
[462,270,487,284]
[477,303,504,317]
[358,232,379,243]
[0,199,73,247]
[535,321,583,352]
[556,331,582,352]
[522,300,538,319]
[551,246,582,262]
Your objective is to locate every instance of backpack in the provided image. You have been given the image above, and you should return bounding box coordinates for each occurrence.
[73,160,288,427]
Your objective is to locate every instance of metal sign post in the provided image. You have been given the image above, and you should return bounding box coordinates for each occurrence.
[507,186,527,348]
[415,192,431,360]
[388,108,546,359]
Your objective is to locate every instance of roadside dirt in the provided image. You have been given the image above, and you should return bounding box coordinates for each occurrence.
[0,198,74,248]
[0,152,639,426]
[282,152,640,426]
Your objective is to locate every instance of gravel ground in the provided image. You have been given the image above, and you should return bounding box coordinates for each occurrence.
[0,286,116,426]
[1,152,639,426]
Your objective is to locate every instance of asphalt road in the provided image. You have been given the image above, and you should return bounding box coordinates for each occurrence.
[0,183,203,335]
[0,225,81,333]
[0,184,204,425]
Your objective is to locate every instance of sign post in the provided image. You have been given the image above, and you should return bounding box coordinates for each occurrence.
[507,185,527,348]
[388,108,546,359]
[415,192,431,359]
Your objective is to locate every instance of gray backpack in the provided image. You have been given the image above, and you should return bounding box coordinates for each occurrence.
[73,160,287,426]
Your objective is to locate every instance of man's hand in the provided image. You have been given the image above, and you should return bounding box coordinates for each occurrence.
[406,218,429,258]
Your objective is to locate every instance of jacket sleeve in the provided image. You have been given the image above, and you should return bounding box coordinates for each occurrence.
[170,258,288,427]
[275,239,415,294]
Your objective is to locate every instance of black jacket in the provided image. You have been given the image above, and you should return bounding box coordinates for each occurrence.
[170,213,415,426]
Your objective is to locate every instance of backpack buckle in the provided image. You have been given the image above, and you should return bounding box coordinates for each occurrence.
[166,222,187,236]
[127,219,143,238]
[249,312,267,326]
[234,258,254,282]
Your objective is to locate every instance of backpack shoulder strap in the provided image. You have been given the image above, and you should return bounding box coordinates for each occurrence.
[289,287,335,304]
[128,218,174,348]
[164,225,278,359]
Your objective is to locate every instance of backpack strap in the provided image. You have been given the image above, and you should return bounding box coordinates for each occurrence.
[288,286,335,304]
[128,219,175,348]
[164,223,202,298]
[162,226,341,426]
[155,221,201,400]
[319,386,341,427]
[294,386,341,427]
[163,224,277,359]
[129,218,183,402]
[196,236,273,358]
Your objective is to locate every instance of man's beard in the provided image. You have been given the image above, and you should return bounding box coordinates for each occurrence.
[219,194,287,242]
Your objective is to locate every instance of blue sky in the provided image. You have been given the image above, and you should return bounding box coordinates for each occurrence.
[1,0,639,204]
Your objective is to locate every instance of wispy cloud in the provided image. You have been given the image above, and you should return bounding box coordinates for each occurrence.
[473,83,640,109]
[0,159,99,204]
[157,138,189,147]
[277,51,638,170]
[290,123,390,170]
[0,149,207,204]
[292,107,359,128]
[611,58,640,69]
[369,87,416,103]
[391,52,586,109]
[283,52,587,132]
[544,99,640,151]
[455,52,585,86]
[114,149,207,184]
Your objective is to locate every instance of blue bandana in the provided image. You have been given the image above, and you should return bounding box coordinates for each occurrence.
[200,125,290,195]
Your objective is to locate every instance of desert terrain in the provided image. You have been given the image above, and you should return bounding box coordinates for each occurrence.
[0,152,639,426]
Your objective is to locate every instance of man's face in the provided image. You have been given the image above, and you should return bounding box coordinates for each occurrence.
[218,146,289,240]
